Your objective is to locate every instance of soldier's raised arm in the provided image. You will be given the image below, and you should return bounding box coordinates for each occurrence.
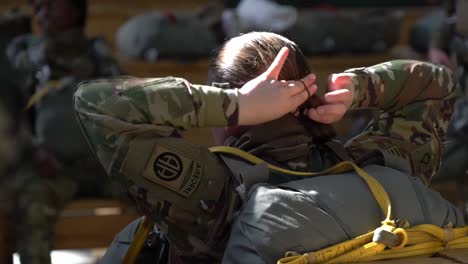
[343,60,460,183]
[347,60,458,112]
[73,77,239,183]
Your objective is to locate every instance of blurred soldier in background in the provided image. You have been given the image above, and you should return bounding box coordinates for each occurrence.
[0,9,30,50]
[6,0,122,263]
[429,0,468,219]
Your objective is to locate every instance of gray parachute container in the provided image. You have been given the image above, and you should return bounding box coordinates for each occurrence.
[223,165,464,263]
[116,11,220,61]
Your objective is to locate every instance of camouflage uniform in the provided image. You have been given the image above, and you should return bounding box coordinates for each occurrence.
[7,28,122,264]
[74,60,459,262]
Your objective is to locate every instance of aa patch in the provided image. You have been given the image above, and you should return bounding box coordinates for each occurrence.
[143,145,202,197]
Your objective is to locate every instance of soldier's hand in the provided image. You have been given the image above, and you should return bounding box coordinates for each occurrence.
[307,73,354,124]
[237,47,317,125]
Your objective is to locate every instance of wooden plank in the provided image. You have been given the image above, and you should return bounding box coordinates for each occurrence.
[437,249,468,264]
[0,198,139,253]
[53,214,139,250]
[364,249,468,263]
[62,199,133,211]
[52,199,140,249]
[367,256,457,263]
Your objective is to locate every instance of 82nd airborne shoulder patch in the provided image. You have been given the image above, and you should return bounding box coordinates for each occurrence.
[143,145,202,197]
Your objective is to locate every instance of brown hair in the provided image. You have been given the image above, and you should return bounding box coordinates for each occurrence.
[208,31,335,141]
[208,32,310,87]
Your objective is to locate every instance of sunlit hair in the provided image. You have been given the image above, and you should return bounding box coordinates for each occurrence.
[208,32,310,88]
[208,32,335,141]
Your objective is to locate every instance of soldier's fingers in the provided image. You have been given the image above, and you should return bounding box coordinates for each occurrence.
[290,85,317,108]
[328,73,353,91]
[284,74,317,95]
[300,74,317,88]
[285,81,317,97]
[315,103,347,116]
[264,47,290,80]
[307,109,342,124]
[324,89,352,104]
[307,108,320,121]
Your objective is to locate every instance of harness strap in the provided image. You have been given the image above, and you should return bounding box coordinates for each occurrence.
[24,80,62,110]
[324,140,350,161]
[123,216,153,264]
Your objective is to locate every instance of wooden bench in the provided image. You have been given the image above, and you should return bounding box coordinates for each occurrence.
[0,198,140,264]
[369,249,468,263]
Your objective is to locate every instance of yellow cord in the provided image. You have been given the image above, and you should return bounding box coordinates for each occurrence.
[209,146,468,264]
[123,216,153,264]
[209,146,392,220]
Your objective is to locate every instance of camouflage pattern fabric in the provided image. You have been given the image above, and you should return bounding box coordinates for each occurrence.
[6,28,122,264]
[344,61,459,183]
[74,59,459,261]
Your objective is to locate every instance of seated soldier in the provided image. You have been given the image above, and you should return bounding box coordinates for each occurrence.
[74,32,462,263]
[6,0,122,263]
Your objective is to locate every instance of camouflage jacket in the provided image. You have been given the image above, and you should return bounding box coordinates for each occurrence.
[74,60,458,259]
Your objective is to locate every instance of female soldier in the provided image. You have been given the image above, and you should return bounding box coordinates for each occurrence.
[74,32,461,263]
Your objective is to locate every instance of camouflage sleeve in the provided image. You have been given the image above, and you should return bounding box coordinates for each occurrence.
[73,76,238,182]
[344,60,460,183]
